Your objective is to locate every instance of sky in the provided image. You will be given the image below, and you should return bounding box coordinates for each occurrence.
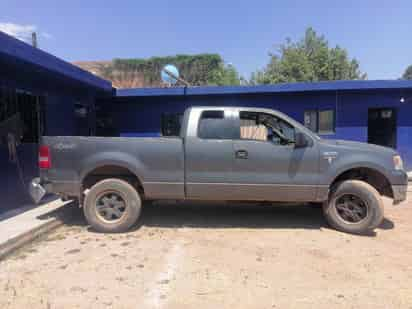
[0,0,411,80]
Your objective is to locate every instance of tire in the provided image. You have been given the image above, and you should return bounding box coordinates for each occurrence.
[83,178,142,233]
[323,180,384,234]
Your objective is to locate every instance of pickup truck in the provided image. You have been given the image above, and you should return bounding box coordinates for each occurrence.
[30,106,408,234]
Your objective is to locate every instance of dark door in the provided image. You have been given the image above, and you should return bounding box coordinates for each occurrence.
[0,88,46,211]
[368,108,397,148]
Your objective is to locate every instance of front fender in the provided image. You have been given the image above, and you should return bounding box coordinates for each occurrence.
[321,152,393,185]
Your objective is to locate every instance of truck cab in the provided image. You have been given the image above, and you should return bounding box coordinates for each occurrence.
[182,107,321,202]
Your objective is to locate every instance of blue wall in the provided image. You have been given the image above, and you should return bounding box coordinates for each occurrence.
[0,71,109,212]
[104,89,412,170]
[1,30,111,211]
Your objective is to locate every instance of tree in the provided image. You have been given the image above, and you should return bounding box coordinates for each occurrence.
[98,54,240,88]
[251,28,367,84]
[209,63,240,86]
[402,65,412,80]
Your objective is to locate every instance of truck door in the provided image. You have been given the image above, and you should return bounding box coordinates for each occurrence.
[184,108,237,199]
[231,110,319,202]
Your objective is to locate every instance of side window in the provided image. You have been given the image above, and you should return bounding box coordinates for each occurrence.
[304,109,335,134]
[239,111,295,145]
[318,110,335,134]
[304,110,318,132]
[198,110,234,139]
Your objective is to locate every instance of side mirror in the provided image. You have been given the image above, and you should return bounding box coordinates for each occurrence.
[294,132,309,148]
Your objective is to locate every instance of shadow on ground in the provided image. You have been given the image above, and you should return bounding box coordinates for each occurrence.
[59,201,394,235]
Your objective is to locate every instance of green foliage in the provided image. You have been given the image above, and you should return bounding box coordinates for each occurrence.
[402,65,412,80]
[101,54,240,87]
[251,28,367,84]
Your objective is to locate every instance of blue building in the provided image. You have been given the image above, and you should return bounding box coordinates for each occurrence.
[0,31,112,210]
[100,82,412,171]
[1,30,411,212]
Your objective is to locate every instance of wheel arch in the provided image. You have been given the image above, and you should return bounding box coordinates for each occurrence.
[329,166,393,199]
[80,154,146,201]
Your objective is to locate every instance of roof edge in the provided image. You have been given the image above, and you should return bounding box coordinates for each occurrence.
[0,31,112,92]
[116,79,412,97]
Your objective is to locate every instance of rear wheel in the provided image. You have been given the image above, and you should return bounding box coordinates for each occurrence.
[83,178,142,233]
[323,180,384,234]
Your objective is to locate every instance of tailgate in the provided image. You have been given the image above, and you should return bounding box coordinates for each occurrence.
[39,136,83,188]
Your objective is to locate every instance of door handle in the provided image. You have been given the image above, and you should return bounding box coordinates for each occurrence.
[235,150,248,159]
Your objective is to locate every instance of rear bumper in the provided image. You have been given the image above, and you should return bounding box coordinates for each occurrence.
[392,184,408,205]
[29,178,81,204]
[29,178,47,204]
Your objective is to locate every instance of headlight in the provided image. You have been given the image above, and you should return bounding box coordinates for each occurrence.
[393,155,404,170]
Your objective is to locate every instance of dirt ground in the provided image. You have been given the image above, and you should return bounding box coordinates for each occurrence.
[1,195,411,309]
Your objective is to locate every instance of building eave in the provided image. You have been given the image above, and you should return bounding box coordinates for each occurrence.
[0,31,112,92]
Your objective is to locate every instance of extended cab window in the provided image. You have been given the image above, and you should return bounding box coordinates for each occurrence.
[239,111,295,145]
[198,110,234,139]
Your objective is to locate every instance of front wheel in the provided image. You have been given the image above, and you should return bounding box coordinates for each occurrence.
[83,178,142,233]
[323,180,384,234]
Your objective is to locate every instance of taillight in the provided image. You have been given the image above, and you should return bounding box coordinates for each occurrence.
[39,145,51,169]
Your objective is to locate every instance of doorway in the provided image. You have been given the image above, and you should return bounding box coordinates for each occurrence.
[367,108,397,148]
[0,88,46,144]
[0,87,46,210]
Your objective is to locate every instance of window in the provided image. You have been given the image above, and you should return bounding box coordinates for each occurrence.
[161,113,183,136]
[318,110,335,134]
[96,103,118,137]
[198,110,234,139]
[304,109,335,134]
[0,87,46,144]
[239,111,295,145]
[74,102,88,118]
[304,110,317,132]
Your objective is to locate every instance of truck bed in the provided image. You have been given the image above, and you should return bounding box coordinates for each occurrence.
[40,136,185,199]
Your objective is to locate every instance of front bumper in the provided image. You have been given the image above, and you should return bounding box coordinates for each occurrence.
[392,184,408,205]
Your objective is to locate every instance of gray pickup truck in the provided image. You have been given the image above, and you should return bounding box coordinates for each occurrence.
[30,106,408,234]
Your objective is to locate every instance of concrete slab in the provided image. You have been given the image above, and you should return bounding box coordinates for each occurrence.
[0,199,73,259]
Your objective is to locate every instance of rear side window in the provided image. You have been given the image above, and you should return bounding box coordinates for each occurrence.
[198,110,234,139]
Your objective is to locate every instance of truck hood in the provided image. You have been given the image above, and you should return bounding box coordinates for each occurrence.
[319,138,398,156]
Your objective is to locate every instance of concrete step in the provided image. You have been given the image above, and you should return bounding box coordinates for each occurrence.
[0,199,73,260]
